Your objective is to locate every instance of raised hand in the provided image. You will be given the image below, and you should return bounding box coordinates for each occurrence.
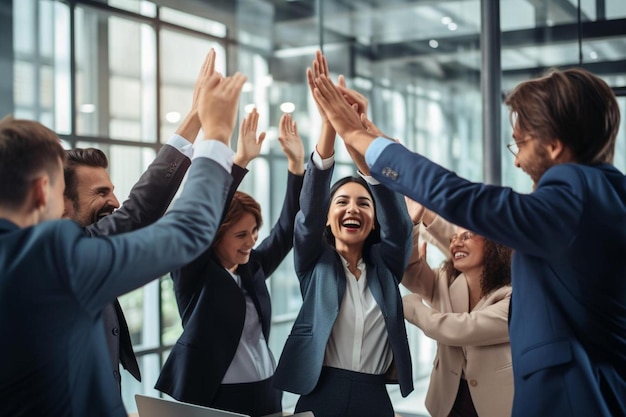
[197,72,247,146]
[337,74,368,116]
[176,48,217,142]
[307,50,332,122]
[278,113,305,175]
[360,113,396,142]
[314,73,373,137]
[313,71,378,159]
[234,108,266,167]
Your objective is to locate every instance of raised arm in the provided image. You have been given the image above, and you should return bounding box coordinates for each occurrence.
[401,230,438,300]
[405,196,454,258]
[371,184,413,280]
[253,113,305,276]
[85,50,218,237]
[68,71,247,312]
[403,287,511,347]
[308,50,336,159]
[293,52,338,276]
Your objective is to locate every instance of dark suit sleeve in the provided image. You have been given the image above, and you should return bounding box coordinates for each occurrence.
[370,184,413,280]
[85,144,191,237]
[369,144,584,256]
[253,171,304,277]
[293,156,334,277]
[169,164,248,317]
[58,157,232,315]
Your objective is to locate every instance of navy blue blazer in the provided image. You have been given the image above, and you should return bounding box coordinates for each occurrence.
[155,170,303,407]
[85,144,191,385]
[368,142,626,417]
[273,159,414,397]
[0,158,231,417]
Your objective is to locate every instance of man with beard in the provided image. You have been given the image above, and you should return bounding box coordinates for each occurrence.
[61,49,220,389]
[311,62,625,417]
[62,145,180,388]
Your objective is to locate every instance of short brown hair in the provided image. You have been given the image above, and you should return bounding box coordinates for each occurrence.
[0,116,66,208]
[212,191,263,248]
[505,68,620,165]
[64,148,109,203]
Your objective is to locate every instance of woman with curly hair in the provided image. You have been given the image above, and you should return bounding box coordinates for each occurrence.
[402,200,513,417]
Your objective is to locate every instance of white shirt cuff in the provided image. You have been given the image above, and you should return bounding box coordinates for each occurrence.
[192,140,234,173]
[311,149,334,170]
[166,134,194,159]
[356,170,380,185]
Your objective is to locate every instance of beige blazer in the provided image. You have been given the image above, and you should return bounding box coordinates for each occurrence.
[402,220,513,417]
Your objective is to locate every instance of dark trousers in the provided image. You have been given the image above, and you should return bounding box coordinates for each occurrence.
[211,376,282,417]
[448,378,479,417]
[295,366,394,417]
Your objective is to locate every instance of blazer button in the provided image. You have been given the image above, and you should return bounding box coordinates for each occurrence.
[112,327,120,336]
[382,167,399,180]
[469,379,478,387]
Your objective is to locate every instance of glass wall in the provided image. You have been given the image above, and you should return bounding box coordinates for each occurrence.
[8,0,626,415]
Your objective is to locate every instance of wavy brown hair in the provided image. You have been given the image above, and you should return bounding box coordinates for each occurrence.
[442,238,512,297]
[505,67,619,165]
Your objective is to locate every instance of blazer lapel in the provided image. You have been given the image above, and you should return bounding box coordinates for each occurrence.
[237,264,263,321]
[113,300,141,381]
[449,274,469,313]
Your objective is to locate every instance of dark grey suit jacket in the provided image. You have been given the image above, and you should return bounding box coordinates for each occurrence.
[0,156,231,417]
[155,169,303,407]
[84,144,191,385]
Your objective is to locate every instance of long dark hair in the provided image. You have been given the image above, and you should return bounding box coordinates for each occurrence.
[442,238,512,297]
[323,176,381,264]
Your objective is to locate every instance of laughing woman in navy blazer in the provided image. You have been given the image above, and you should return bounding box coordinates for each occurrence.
[155,111,305,417]
[273,52,413,417]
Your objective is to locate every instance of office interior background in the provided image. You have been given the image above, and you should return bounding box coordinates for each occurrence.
[2,0,625,414]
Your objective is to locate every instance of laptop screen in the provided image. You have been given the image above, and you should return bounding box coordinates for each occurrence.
[135,394,314,417]
[135,394,248,417]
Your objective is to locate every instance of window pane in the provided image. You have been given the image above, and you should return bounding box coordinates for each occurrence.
[13,0,70,133]
[160,7,226,37]
[108,0,156,17]
[75,7,156,141]
[161,276,182,346]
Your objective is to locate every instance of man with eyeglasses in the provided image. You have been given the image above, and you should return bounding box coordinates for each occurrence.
[312,63,625,417]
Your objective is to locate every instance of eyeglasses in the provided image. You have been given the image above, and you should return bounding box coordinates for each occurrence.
[449,231,475,244]
[506,137,535,156]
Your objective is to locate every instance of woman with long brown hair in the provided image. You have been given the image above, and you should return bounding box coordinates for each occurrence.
[402,200,513,417]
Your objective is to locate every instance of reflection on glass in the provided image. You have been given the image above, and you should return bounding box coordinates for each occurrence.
[160,7,226,37]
